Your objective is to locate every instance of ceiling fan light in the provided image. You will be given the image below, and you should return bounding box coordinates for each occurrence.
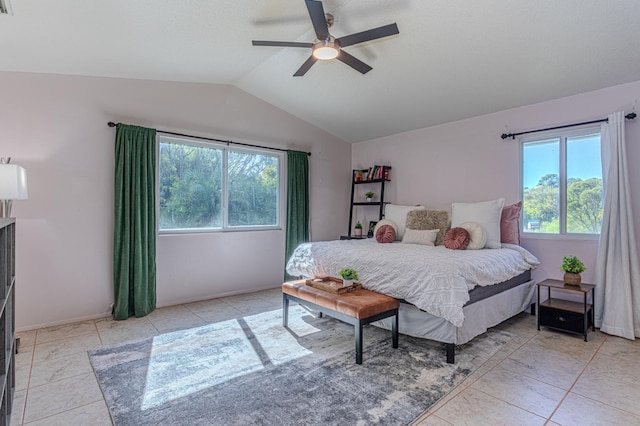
[313,38,339,60]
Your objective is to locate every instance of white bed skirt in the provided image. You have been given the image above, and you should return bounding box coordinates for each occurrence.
[373,280,536,345]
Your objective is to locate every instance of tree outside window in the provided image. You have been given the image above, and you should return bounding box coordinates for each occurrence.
[521,131,602,235]
[158,137,280,232]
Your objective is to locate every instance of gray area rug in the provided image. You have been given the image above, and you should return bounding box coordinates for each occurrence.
[89,305,511,425]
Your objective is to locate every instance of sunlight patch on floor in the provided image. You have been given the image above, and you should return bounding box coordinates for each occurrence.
[243,307,316,365]
[141,306,315,410]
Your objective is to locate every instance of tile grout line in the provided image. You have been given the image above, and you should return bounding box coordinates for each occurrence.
[554,334,640,420]
[428,327,539,418]
[460,328,539,390]
[93,318,104,347]
[18,330,38,426]
[471,387,548,422]
[454,325,553,420]
[543,333,609,424]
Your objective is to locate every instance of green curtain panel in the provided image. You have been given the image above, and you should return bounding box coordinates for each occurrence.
[285,150,310,280]
[113,124,157,320]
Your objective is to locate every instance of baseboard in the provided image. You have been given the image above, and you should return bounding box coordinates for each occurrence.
[16,286,280,332]
[17,284,282,332]
[157,284,281,308]
[17,310,112,332]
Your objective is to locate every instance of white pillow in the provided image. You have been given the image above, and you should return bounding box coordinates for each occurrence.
[373,218,398,236]
[384,204,426,241]
[458,221,487,250]
[402,228,439,246]
[451,199,504,249]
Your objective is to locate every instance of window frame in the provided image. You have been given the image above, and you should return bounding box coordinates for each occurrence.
[156,134,285,235]
[519,125,602,240]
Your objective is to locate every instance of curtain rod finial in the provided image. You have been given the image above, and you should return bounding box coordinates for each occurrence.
[108,122,117,128]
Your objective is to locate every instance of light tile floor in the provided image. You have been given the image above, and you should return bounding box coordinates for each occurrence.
[12,288,640,425]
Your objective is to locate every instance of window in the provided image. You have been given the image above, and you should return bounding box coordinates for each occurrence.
[158,136,282,232]
[521,128,602,235]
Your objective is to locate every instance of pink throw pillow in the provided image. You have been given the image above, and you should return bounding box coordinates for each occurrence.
[501,201,522,245]
[444,227,471,250]
[376,225,396,243]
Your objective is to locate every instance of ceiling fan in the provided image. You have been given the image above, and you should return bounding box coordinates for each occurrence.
[252,0,399,76]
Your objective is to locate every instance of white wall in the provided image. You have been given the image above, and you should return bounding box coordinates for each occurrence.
[0,71,351,330]
[353,81,640,284]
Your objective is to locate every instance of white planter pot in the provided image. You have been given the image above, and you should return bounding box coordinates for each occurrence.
[354,228,362,236]
[342,279,353,288]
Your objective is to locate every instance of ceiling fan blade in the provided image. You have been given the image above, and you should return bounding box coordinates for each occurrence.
[293,56,318,77]
[252,15,308,26]
[306,0,329,40]
[252,40,313,48]
[337,23,399,48]
[336,51,372,74]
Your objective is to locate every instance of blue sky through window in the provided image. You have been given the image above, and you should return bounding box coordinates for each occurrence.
[523,134,601,188]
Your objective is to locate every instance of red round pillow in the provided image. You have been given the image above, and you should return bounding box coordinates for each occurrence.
[444,227,471,250]
[376,225,396,243]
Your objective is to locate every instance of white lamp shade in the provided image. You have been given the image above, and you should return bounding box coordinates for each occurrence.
[0,164,28,200]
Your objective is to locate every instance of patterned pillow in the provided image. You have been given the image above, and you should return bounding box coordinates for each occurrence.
[405,210,451,246]
[376,225,396,243]
[384,204,425,240]
[444,227,471,250]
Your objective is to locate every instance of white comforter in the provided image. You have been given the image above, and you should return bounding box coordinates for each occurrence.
[286,239,540,327]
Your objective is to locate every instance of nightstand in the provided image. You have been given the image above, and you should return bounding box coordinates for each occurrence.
[537,278,595,341]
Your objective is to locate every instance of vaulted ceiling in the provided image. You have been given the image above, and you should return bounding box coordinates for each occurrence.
[2,0,640,142]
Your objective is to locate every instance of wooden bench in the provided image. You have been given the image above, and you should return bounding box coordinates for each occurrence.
[282,280,399,364]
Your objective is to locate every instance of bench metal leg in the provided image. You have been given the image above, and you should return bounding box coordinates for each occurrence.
[282,294,289,327]
[282,292,398,365]
[355,320,363,364]
[446,343,455,364]
[392,310,399,349]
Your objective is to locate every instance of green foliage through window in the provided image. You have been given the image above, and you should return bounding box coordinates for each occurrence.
[159,137,280,231]
[522,131,602,235]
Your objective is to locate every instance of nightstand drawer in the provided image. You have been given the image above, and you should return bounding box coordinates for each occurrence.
[539,306,592,334]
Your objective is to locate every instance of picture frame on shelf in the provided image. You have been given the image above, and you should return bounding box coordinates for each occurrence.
[368,221,378,238]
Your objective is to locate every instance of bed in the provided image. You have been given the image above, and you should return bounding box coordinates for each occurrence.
[285,238,540,362]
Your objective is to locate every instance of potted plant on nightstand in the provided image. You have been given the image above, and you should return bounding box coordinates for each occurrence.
[365,191,374,202]
[561,255,586,285]
[354,221,363,237]
[339,268,359,288]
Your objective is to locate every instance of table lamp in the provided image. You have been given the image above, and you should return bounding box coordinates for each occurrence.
[0,157,28,217]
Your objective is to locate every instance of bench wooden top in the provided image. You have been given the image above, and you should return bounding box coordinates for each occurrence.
[282,280,399,320]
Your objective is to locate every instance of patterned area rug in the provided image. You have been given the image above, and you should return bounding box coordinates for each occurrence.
[89,305,511,425]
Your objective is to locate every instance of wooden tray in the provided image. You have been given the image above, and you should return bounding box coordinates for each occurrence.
[305,277,362,294]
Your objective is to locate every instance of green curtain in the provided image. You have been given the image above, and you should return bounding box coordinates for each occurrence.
[113,124,157,320]
[285,150,310,280]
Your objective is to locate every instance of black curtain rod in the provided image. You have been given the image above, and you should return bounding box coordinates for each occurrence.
[107,122,311,156]
[501,112,637,140]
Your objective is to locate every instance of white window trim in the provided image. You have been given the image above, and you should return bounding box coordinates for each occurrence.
[519,125,602,239]
[156,134,285,235]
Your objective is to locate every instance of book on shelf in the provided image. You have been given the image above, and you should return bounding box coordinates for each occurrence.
[360,165,391,181]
